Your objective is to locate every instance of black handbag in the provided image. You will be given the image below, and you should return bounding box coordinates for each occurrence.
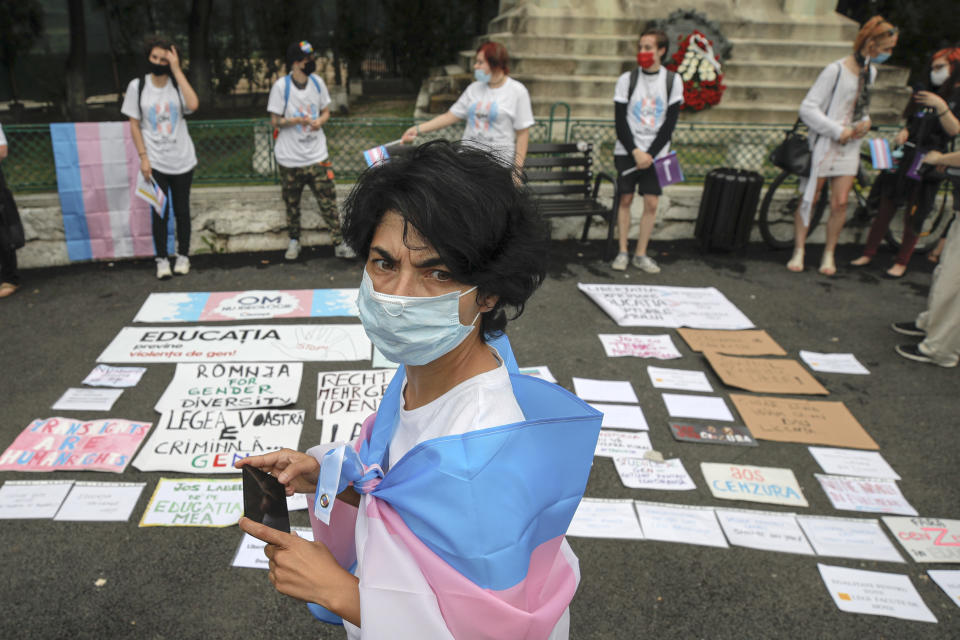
[770,119,811,177]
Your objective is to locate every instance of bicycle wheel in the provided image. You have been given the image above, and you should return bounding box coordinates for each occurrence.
[758,171,828,249]
[884,182,954,254]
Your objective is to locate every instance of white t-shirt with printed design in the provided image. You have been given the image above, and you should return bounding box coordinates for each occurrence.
[121,75,197,175]
[612,67,684,159]
[450,77,535,165]
[267,75,333,168]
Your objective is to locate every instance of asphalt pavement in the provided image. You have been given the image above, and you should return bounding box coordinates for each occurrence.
[0,238,956,639]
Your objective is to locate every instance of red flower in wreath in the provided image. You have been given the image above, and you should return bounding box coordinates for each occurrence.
[666,30,726,111]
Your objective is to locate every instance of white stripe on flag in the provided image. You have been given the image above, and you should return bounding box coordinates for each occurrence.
[99,122,136,258]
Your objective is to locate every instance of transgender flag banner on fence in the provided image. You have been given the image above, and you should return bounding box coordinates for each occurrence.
[869,137,893,170]
[50,122,168,262]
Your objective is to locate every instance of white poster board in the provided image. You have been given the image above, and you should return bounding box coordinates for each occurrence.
[0,480,74,519]
[702,462,808,508]
[818,564,936,623]
[613,457,696,491]
[815,474,917,516]
[597,334,682,359]
[53,481,146,521]
[715,508,814,555]
[595,430,652,458]
[566,498,644,540]
[633,500,728,548]
[316,369,393,443]
[233,527,315,568]
[155,362,303,412]
[808,447,900,480]
[139,477,243,527]
[578,283,754,329]
[797,515,904,563]
[882,517,960,563]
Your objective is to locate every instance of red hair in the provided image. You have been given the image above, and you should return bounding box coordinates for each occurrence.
[853,15,897,54]
[932,47,960,69]
[477,42,509,75]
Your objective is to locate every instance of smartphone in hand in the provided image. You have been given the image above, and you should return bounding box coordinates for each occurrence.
[242,465,291,533]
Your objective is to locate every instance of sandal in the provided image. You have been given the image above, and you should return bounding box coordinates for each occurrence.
[787,248,804,272]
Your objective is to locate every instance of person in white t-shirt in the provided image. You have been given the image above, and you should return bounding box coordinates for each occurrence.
[0,123,22,298]
[611,28,684,274]
[268,41,351,261]
[121,35,199,280]
[401,42,535,172]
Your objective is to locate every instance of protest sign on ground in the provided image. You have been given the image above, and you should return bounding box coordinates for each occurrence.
[797,515,904,563]
[662,393,734,421]
[704,352,828,395]
[597,334,682,359]
[589,403,649,430]
[595,430,652,457]
[816,474,917,516]
[882,517,960,563]
[578,284,753,329]
[572,377,638,403]
[139,477,242,527]
[132,409,304,473]
[134,289,359,322]
[669,421,756,447]
[702,462,808,508]
[83,365,147,388]
[715,508,814,555]
[677,328,786,355]
[928,570,960,608]
[316,369,392,443]
[155,362,303,412]
[0,418,151,473]
[633,501,729,548]
[566,498,644,540]
[730,395,878,449]
[233,527,315,568]
[799,351,870,375]
[817,564,936,623]
[807,447,899,480]
[98,325,371,363]
[53,481,146,521]
[0,480,74,519]
[614,457,696,490]
[647,366,712,392]
[52,388,124,411]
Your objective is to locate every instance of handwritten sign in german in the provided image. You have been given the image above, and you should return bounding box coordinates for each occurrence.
[730,395,878,450]
[139,477,242,527]
[155,362,302,412]
[0,418,151,473]
[701,462,808,508]
[882,517,960,563]
[316,369,393,443]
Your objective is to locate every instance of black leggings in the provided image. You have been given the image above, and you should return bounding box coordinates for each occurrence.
[151,169,193,258]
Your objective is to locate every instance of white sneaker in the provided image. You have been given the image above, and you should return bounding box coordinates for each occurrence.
[285,239,301,261]
[155,257,172,280]
[334,243,357,259]
[173,255,190,275]
[632,254,661,274]
[611,252,629,271]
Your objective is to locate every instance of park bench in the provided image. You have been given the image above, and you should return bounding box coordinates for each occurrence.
[523,142,618,259]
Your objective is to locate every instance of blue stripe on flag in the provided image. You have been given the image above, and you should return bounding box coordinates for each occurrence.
[50,123,92,261]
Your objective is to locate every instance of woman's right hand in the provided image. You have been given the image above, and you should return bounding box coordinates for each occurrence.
[837,127,855,144]
[140,155,152,180]
[401,126,418,144]
[235,448,320,496]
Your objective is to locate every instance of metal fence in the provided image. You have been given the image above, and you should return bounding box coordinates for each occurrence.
[2,116,900,193]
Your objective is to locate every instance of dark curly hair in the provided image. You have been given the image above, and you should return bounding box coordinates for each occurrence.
[341,140,549,337]
[143,35,175,59]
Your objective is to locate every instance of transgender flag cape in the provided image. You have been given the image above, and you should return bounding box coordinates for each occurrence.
[306,335,602,639]
[50,122,168,262]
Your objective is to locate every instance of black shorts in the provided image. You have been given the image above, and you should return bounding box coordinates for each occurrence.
[615,154,662,196]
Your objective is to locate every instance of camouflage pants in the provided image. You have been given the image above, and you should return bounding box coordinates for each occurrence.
[279,162,341,243]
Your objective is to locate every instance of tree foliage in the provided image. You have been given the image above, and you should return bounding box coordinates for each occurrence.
[0,0,45,104]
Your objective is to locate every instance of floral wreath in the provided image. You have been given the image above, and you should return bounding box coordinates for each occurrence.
[666,31,726,111]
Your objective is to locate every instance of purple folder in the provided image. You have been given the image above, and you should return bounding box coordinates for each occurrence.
[654,151,684,187]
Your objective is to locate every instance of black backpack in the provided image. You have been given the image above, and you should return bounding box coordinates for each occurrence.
[627,67,676,104]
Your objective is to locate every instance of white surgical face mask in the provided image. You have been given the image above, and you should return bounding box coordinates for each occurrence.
[357,269,480,366]
[931,66,950,87]
[474,68,492,84]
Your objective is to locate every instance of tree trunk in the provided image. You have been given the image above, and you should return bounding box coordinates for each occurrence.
[189,0,214,107]
[65,0,88,121]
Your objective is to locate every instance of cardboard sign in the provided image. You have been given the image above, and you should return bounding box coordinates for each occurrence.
[566,498,644,540]
[98,325,371,363]
[597,334,682,359]
[730,395,878,450]
[139,477,243,527]
[704,352,828,395]
[816,474,917,516]
[0,418,151,473]
[677,328,786,356]
[882,517,960,563]
[633,500,729,548]
[316,369,393,443]
[134,289,359,322]
[577,284,754,329]
[132,409,304,473]
[613,457,696,491]
[155,362,303,412]
[669,421,757,447]
[797,515,904,563]
[715,508,814,555]
[818,564,936,623]
[654,151,684,186]
[702,462,808,508]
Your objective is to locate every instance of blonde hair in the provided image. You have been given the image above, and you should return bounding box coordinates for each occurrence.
[853,16,897,54]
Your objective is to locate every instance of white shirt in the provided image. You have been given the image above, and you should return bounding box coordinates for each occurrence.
[267,74,332,168]
[121,75,197,175]
[612,67,684,158]
[450,77,535,165]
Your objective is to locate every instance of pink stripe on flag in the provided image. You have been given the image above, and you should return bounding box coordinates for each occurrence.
[123,122,155,256]
[365,497,577,639]
[75,123,115,259]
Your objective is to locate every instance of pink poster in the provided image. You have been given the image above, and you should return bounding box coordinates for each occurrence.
[200,290,315,321]
[0,418,152,473]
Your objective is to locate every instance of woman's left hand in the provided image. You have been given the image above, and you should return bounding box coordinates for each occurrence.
[914,91,947,112]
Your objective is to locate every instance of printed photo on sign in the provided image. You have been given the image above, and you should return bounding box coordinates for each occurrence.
[613,457,696,491]
[633,500,729,548]
[53,481,146,522]
[0,418,151,473]
[0,480,74,519]
[715,508,814,556]
[818,564,936,623]
[597,334,682,359]
[132,409,304,473]
[882,517,960,563]
[233,527,315,569]
[316,369,393,443]
[566,498,644,540]
[797,515,904,563]
[669,421,756,447]
[139,477,242,527]
[595,430,652,458]
[578,283,754,329]
[134,289,360,322]
[701,462,808,508]
[815,474,917,516]
[98,324,371,363]
[155,362,303,412]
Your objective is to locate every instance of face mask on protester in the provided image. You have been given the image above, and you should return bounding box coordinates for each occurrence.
[301,59,316,75]
[637,51,655,68]
[931,66,950,87]
[356,269,481,366]
[148,62,170,76]
[475,68,492,84]
[871,52,891,65]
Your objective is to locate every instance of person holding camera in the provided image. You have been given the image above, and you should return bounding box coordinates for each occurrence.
[850,47,960,277]
[788,16,898,276]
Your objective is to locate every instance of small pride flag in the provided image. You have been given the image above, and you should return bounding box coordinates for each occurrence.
[869,138,893,170]
[363,138,402,167]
